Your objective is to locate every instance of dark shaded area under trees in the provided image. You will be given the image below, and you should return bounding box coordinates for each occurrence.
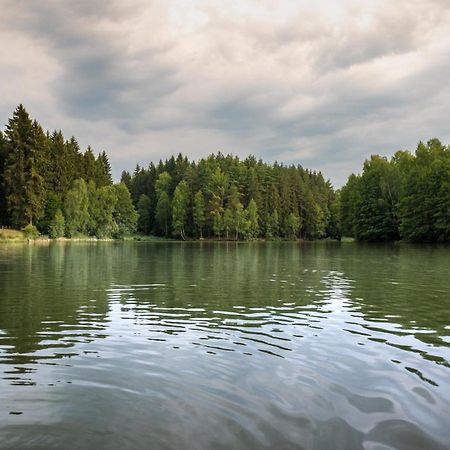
[0,105,448,242]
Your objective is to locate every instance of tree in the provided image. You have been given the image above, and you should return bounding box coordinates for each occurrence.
[265,209,279,238]
[156,191,171,236]
[91,186,118,238]
[246,198,259,239]
[172,180,189,239]
[120,170,132,190]
[96,151,112,187]
[113,182,138,237]
[0,131,7,225]
[3,106,47,227]
[155,172,172,236]
[400,140,450,242]
[286,212,300,239]
[137,194,151,234]
[193,190,205,238]
[339,174,361,237]
[354,156,400,241]
[223,208,233,240]
[49,209,65,238]
[64,179,90,237]
[83,147,97,182]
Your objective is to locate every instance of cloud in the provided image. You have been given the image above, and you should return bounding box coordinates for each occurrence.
[0,0,449,186]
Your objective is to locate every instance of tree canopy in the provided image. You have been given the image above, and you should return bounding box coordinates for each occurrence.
[1,105,448,243]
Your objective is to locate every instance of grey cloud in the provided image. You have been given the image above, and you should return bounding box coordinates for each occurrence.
[1,0,450,186]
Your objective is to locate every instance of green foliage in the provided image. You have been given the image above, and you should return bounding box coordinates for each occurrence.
[64,179,90,237]
[49,209,65,238]
[22,224,40,240]
[91,186,118,238]
[8,104,448,243]
[193,190,205,238]
[171,180,189,239]
[245,199,259,239]
[286,212,300,239]
[340,140,450,242]
[156,191,171,236]
[3,106,47,227]
[113,182,138,237]
[137,194,151,234]
[399,140,450,242]
[265,210,279,238]
[0,105,138,239]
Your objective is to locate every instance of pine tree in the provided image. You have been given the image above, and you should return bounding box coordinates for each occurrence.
[3,106,47,227]
[96,151,112,187]
[137,194,151,234]
[83,147,97,182]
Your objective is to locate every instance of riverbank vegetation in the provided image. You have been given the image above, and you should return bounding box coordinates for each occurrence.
[339,139,450,242]
[0,105,449,242]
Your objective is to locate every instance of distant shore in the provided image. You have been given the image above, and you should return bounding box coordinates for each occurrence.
[0,228,343,244]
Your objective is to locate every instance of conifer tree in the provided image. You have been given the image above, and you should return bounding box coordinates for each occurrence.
[137,194,151,234]
[3,106,46,227]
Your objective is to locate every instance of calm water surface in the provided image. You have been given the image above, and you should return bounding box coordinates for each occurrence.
[0,242,449,449]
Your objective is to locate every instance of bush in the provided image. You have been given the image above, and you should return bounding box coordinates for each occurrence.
[22,224,40,240]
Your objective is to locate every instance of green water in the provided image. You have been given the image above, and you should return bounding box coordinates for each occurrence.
[0,242,449,449]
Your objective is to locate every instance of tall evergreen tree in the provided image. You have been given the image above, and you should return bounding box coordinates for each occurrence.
[96,151,112,187]
[3,106,47,227]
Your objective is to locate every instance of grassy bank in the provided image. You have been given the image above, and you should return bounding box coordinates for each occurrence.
[0,229,27,242]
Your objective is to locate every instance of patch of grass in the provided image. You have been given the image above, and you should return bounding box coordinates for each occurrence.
[0,229,26,241]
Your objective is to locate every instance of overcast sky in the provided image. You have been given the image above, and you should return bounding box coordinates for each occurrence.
[1,0,449,186]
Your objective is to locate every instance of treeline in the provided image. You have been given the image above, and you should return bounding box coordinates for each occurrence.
[121,154,339,240]
[0,105,338,240]
[2,105,448,243]
[0,105,137,238]
[339,139,450,242]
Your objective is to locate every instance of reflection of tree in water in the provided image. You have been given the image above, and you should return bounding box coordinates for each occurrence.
[327,243,450,370]
[109,243,336,358]
[113,242,331,312]
[1,241,448,377]
[0,243,113,363]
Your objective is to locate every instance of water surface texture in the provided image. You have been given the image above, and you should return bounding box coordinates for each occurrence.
[0,242,449,449]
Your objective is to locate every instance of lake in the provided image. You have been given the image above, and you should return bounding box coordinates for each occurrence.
[0,242,449,449]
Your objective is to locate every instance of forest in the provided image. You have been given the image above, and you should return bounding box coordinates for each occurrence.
[0,105,449,242]
[340,139,450,242]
